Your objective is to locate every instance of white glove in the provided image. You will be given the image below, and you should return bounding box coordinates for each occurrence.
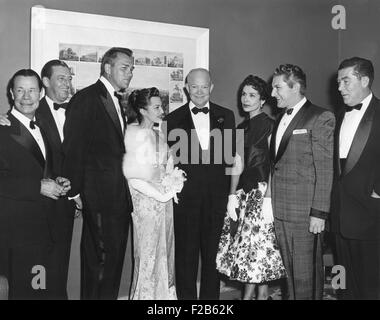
[129,178,176,203]
[227,194,239,221]
[262,197,273,218]
[155,190,177,203]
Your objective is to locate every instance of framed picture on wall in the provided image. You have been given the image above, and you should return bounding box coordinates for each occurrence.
[30,6,209,113]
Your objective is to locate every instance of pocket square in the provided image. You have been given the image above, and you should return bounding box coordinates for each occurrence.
[293,129,308,135]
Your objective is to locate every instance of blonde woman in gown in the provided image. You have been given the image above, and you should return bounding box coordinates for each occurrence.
[122,88,178,300]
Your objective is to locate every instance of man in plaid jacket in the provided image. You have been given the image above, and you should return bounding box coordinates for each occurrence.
[270,64,335,300]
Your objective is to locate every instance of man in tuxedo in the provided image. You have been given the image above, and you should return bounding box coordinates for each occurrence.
[331,57,380,299]
[0,60,76,299]
[165,68,235,300]
[0,69,68,299]
[270,64,335,299]
[38,60,76,299]
[63,47,134,299]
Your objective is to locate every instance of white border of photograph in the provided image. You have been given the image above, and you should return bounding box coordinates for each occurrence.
[30,6,209,112]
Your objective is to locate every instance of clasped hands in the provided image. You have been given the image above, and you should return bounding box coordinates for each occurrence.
[40,177,71,200]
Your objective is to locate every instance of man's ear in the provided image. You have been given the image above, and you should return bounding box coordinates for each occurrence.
[210,83,214,93]
[104,63,111,76]
[42,76,50,88]
[292,81,301,93]
[361,76,370,88]
[9,89,14,101]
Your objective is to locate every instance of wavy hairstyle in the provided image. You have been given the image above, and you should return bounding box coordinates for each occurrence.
[126,87,160,124]
[237,74,270,112]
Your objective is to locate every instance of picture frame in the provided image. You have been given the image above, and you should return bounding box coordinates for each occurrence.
[31,6,209,112]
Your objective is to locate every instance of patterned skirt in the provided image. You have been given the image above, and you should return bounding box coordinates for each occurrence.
[216,187,286,284]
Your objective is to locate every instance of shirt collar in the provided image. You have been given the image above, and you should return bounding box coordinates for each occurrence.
[11,108,37,128]
[289,96,307,114]
[45,95,60,112]
[100,76,118,97]
[360,92,373,109]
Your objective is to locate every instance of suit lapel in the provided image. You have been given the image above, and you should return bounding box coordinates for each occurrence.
[334,108,345,176]
[36,97,62,147]
[96,80,124,141]
[275,100,311,163]
[270,113,283,163]
[344,97,376,175]
[178,104,202,163]
[8,113,46,170]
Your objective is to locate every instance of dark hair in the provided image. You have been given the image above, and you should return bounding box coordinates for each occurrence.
[7,69,43,106]
[238,74,270,103]
[338,57,374,88]
[127,87,160,124]
[41,59,70,83]
[273,64,307,95]
[100,47,133,76]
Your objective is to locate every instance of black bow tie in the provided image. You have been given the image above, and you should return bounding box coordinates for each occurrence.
[53,102,67,110]
[345,103,362,112]
[191,107,209,115]
[29,120,38,130]
[285,108,293,115]
[114,91,123,100]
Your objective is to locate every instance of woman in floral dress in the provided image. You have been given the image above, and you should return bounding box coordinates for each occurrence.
[216,75,286,300]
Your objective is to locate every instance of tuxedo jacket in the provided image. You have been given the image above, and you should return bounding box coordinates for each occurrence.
[331,95,380,240]
[36,97,75,242]
[270,100,335,224]
[36,97,65,177]
[63,80,133,216]
[165,102,235,200]
[0,113,52,247]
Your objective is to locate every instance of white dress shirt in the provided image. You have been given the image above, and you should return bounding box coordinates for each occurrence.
[45,95,66,142]
[275,97,307,154]
[339,93,372,159]
[100,76,125,132]
[189,101,210,150]
[11,108,46,159]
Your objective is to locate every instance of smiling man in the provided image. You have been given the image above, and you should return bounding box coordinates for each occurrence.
[0,69,68,299]
[62,47,134,299]
[269,64,335,300]
[331,57,380,300]
[165,68,236,300]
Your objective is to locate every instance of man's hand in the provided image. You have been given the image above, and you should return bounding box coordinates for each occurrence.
[55,177,71,194]
[0,114,11,126]
[40,178,65,200]
[227,194,239,221]
[309,216,325,234]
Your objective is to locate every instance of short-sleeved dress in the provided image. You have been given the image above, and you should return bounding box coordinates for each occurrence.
[216,113,286,283]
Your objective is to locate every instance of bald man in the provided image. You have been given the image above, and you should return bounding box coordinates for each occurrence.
[165,69,235,300]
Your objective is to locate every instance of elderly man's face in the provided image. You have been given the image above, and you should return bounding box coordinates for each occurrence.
[186,70,213,108]
[337,66,369,106]
[11,75,41,119]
